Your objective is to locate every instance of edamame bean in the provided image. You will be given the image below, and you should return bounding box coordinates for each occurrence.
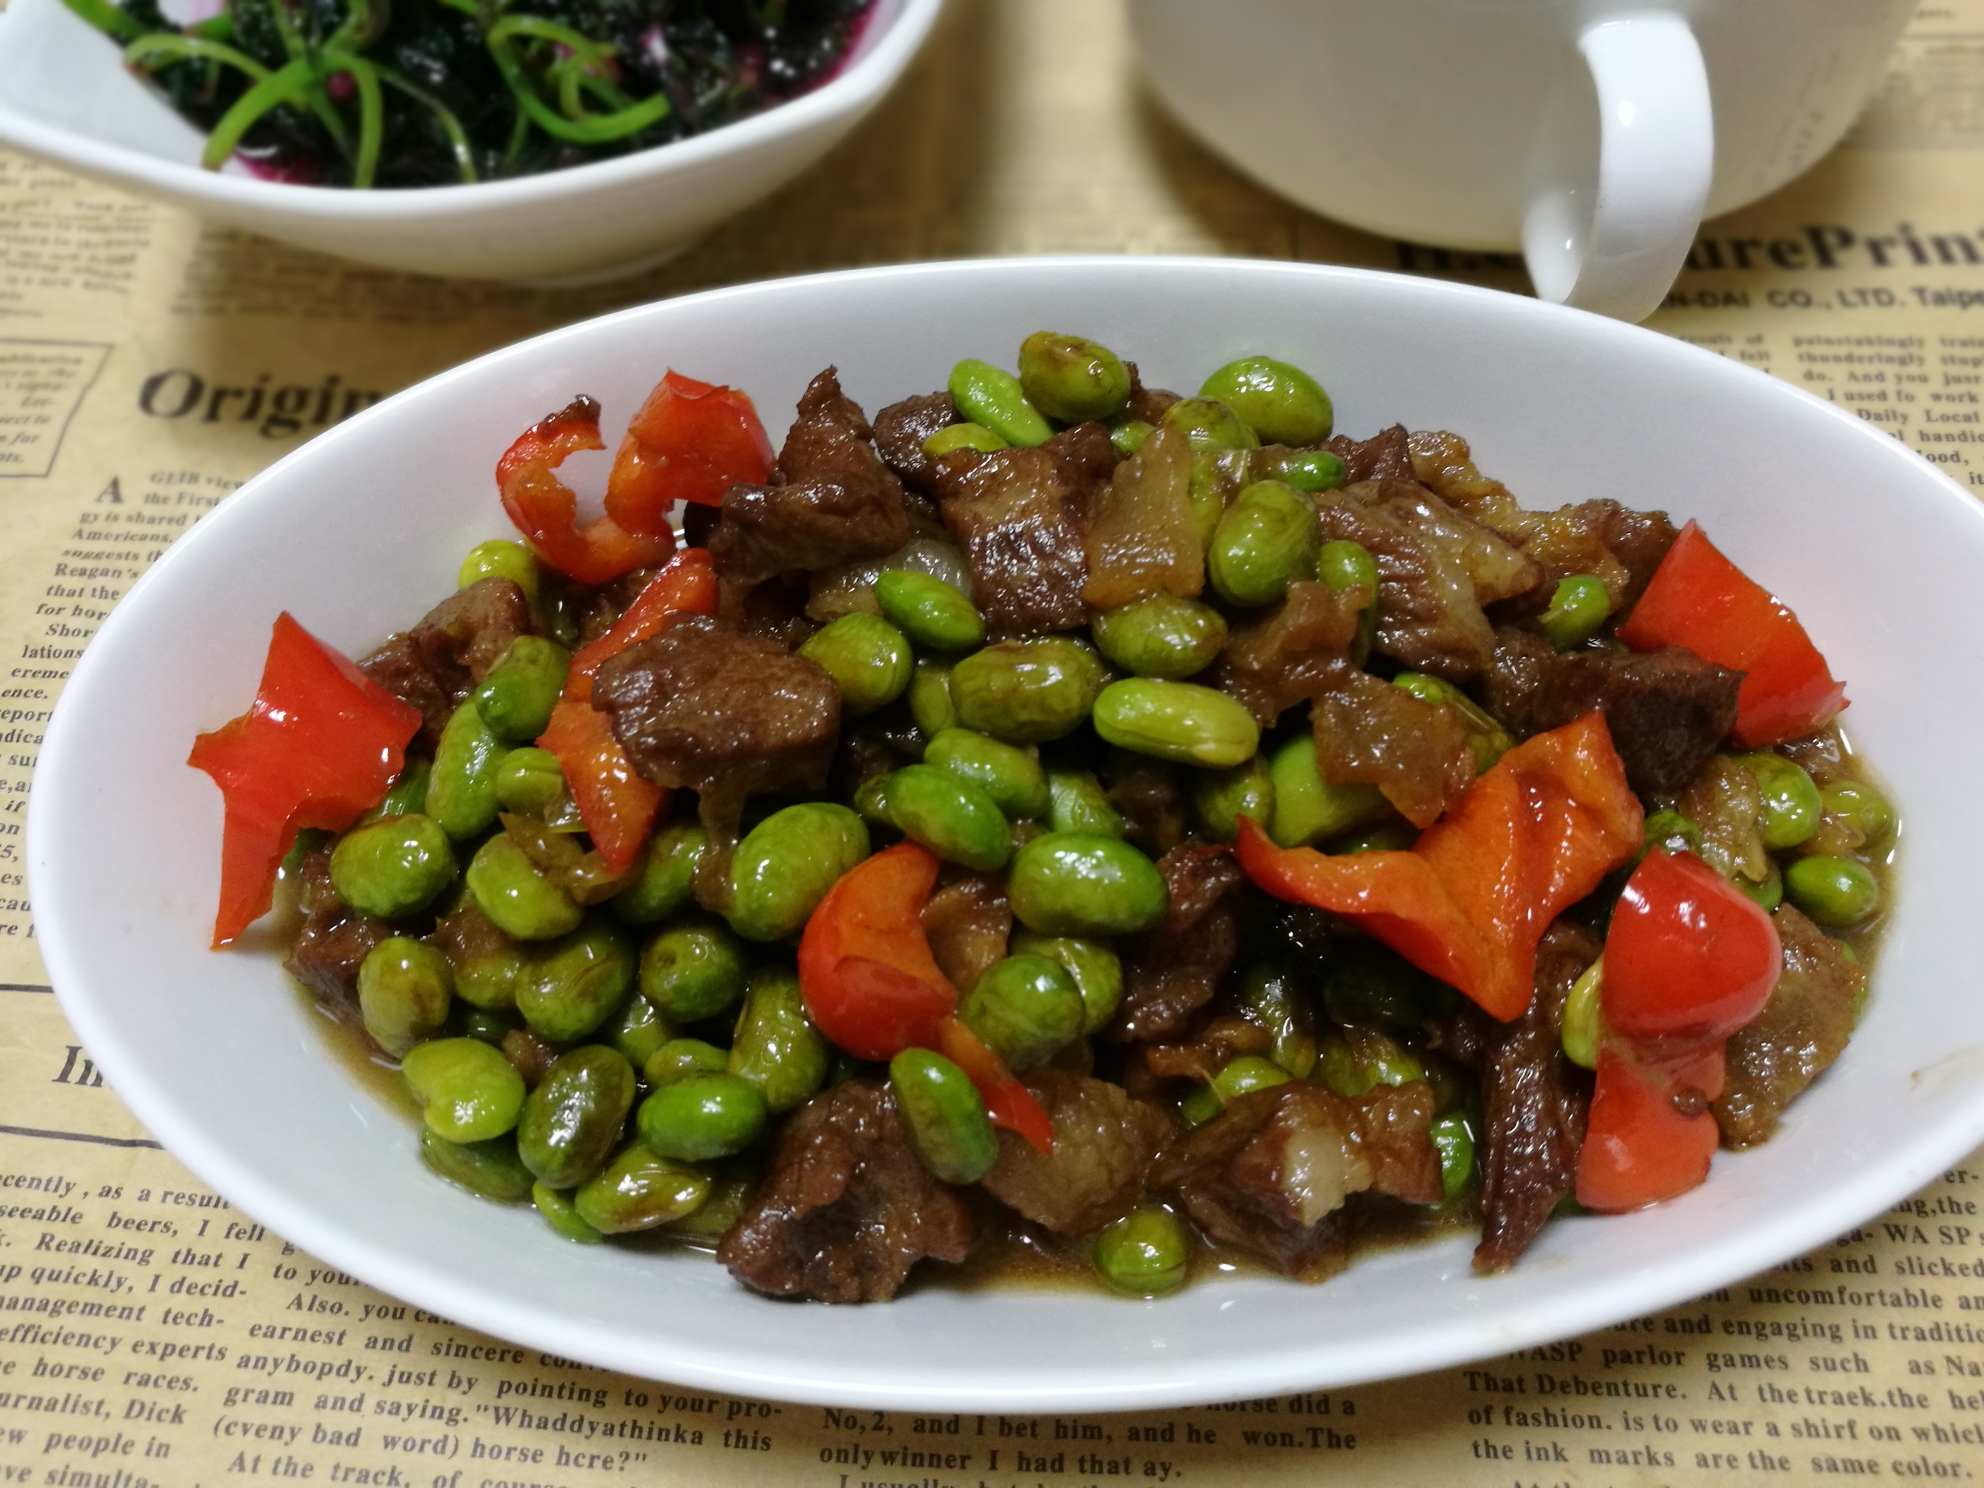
[950,638,1110,744]
[1784,855,1877,925]
[1047,769,1125,838]
[1317,538,1378,661]
[402,1037,526,1143]
[961,954,1085,1071]
[1275,448,1348,493]
[1092,679,1259,769]
[1822,780,1894,846]
[1010,932,1124,1035]
[1234,958,1317,1078]
[874,570,986,653]
[1561,958,1601,1070]
[1090,594,1228,680]
[493,747,573,822]
[1017,331,1132,423]
[1740,753,1823,851]
[1094,1206,1189,1296]
[420,1128,533,1203]
[879,764,1012,871]
[1640,808,1704,861]
[1429,1112,1475,1204]
[1187,448,1251,550]
[948,359,1053,447]
[1314,1027,1424,1098]
[473,636,570,743]
[516,920,636,1042]
[357,937,454,1057]
[516,1045,637,1189]
[639,917,749,1021]
[1210,479,1321,608]
[460,1007,519,1046]
[1266,731,1390,847]
[1735,860,1784,913]
[466,834,583,941]
[1161,396,1258,452]
[637,1072,768,1162]
[644,1038,729,1087]
[458,538,539,602]
[428,700,507,841]
[908,657,961,737]
[1536,574,1611,650]
[889,1048,999,1184]
[368,757,431,822]
[924,728,1050,820]
[608,990,675,1069]
[728,967,830,1112]
[1178,1085,1223,1129]
[1211,1055,1291,1104]
[727,803,869,941]
[799,614,913,717]
[1199,356,1334,446]
[1322,942,1427,1031]
[1391,672,1513,773]
[329,813,456,919]
[665,1162,761,1241]
[1008,833,1168,937]
[1108,419,1154,456]
[571,1142,709,1234]
[923,422,1008,457]
[611,820,707,925]
[532,1180,603,1242]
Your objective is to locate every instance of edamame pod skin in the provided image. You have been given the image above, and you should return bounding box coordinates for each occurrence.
[516,1045,637,1189]
[923,728,1051,820]
[727,804,869,942]
[1011,931,1124,1036]
[874,570,986,654]
[799,614,914,717]
[1092,679,1260,769]
[1017,331,1132,423]
[889,1048,999,1184]
[368,757,431,822]
[1007,832,1168,937]
[473,635,570,743]
[401,1037,527,1143]
[1198,356,1334,446]
[1090,595,1229,681]
[428,700,507,841]
[611,820,708,926]
[466,834,584,941]
[962,954,1085,1071]
[330,814,456,919]
[728,967,830,1112]
[1208,480,1321,610]
[357,937,454,1057]
[639,917,750,1022]
[420,1129,534,1204]
[637,1072,769,1162]
[571,1142,710,1234]
[950,639,1111,745]
[876,764,1012,872]
[516,920,637,1043]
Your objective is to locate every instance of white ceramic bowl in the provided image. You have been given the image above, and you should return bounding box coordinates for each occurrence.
[0,0,940,284]
[29,259,1984,1410]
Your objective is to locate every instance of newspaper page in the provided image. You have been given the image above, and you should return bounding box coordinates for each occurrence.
[5,0,1984,1483]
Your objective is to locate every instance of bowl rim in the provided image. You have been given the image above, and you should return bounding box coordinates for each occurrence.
[28,256,1984,1410]
[0,0,944,217]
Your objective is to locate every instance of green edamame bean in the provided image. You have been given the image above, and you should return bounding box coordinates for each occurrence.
[533,1180,603,1242]
[465,834,583,941]
[459,1007,519,1046]
[1322,942,1427,1031]
[665,1161,761,1241]
[1210,480,1319,609]
[1822,780,1895,846]
[727,803,869,942]
[1211,1055,1291,1104]
[1010,932,1124,1036]
[637,1072,768,1162]
[1267,731,1390,847]
[1784,856,1878,926]
[728,967,830,1112]
[1640,808,1704,861]
[1187,448,1250,551]
[640,917,749,1022]
[473,636,570,744]
[608,989,675,1069]
[1391,672,1514,773]
[1199,356,1334,445]
[420,1128,533,1203]
[1094,1205,1189,1296]
[515,1045,636,1189]
[888,1048,999,1184]
[1317,539,1377,594]
[923,422,1008,457]
[1161,396,1259,452]
[428,701,507,841]
[492,748,571,821]
[880,764,1013,872]
[644,1038,728,1087]
[516,920,636,1043]
[1046,769,1125,838]
[1190,757,1275,843]
[1017,331,1132,423]
[1275,448,1348,494]
[874,570,986,654]
[402,1037,526,1143]
[962,954,1085,1072]
[924,728,1050,820]
[1108,419,1154,456]
[1092,679,1259,769]
[357,937,454,1057]
[1234,958,1317,1078]
[611,820,707,925]
[1735,860,1785,913]
[853,773,895,827]
[951,638,1110,744]
[1315,1027,1424,1098]
[330,813,456,919]
[799,613,913,718]
[571,1142,709,1234]
[1536,574,1611,650]
[908,657,961,737]
[1328,819,1419,854]
[368,757,431,822]
[1008,833,1168,937]
[1561,958,1602,1070]
[948,359,1053,447]
[1178,1084,1223,1129]
[1429,1111,1476,1204]
[1740,753,1824,852]
[458,538,539,602]
[1090,594,1228,680]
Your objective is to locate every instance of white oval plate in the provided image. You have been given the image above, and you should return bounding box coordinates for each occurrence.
[29,259,1984,1410]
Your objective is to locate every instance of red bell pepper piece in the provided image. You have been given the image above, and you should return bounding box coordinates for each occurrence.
[937,1017,1056,1154]
[1576,1042,1723,1213]
[604,370,774,532]
[497,396,677,585]
[1615,521,1847,747]
[1235,711,1643,1021]
[188,613,422,947]
[564,548,718,704]
[535,700,664,876]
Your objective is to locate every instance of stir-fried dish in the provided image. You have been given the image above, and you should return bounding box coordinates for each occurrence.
[191,334,1891,1301]
[63,0,874,188]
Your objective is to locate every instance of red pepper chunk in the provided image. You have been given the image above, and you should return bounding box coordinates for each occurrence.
[604,371,773,533]
[1576,1042,1723,1213]
[498,396,676,585]
[565,548,718,704]
[188,612,422,947]
[535,701,663,876]
[1235,711,1643,1021]
[1615,521,1847,747]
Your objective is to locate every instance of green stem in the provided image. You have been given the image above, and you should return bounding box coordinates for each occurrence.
[123,32,272,82]
[59,0,144,43]
[376,66,478,183]
[322,50,382,187]
[485,13,614,65]
[200,55,318,170]
[488,37,670,144]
